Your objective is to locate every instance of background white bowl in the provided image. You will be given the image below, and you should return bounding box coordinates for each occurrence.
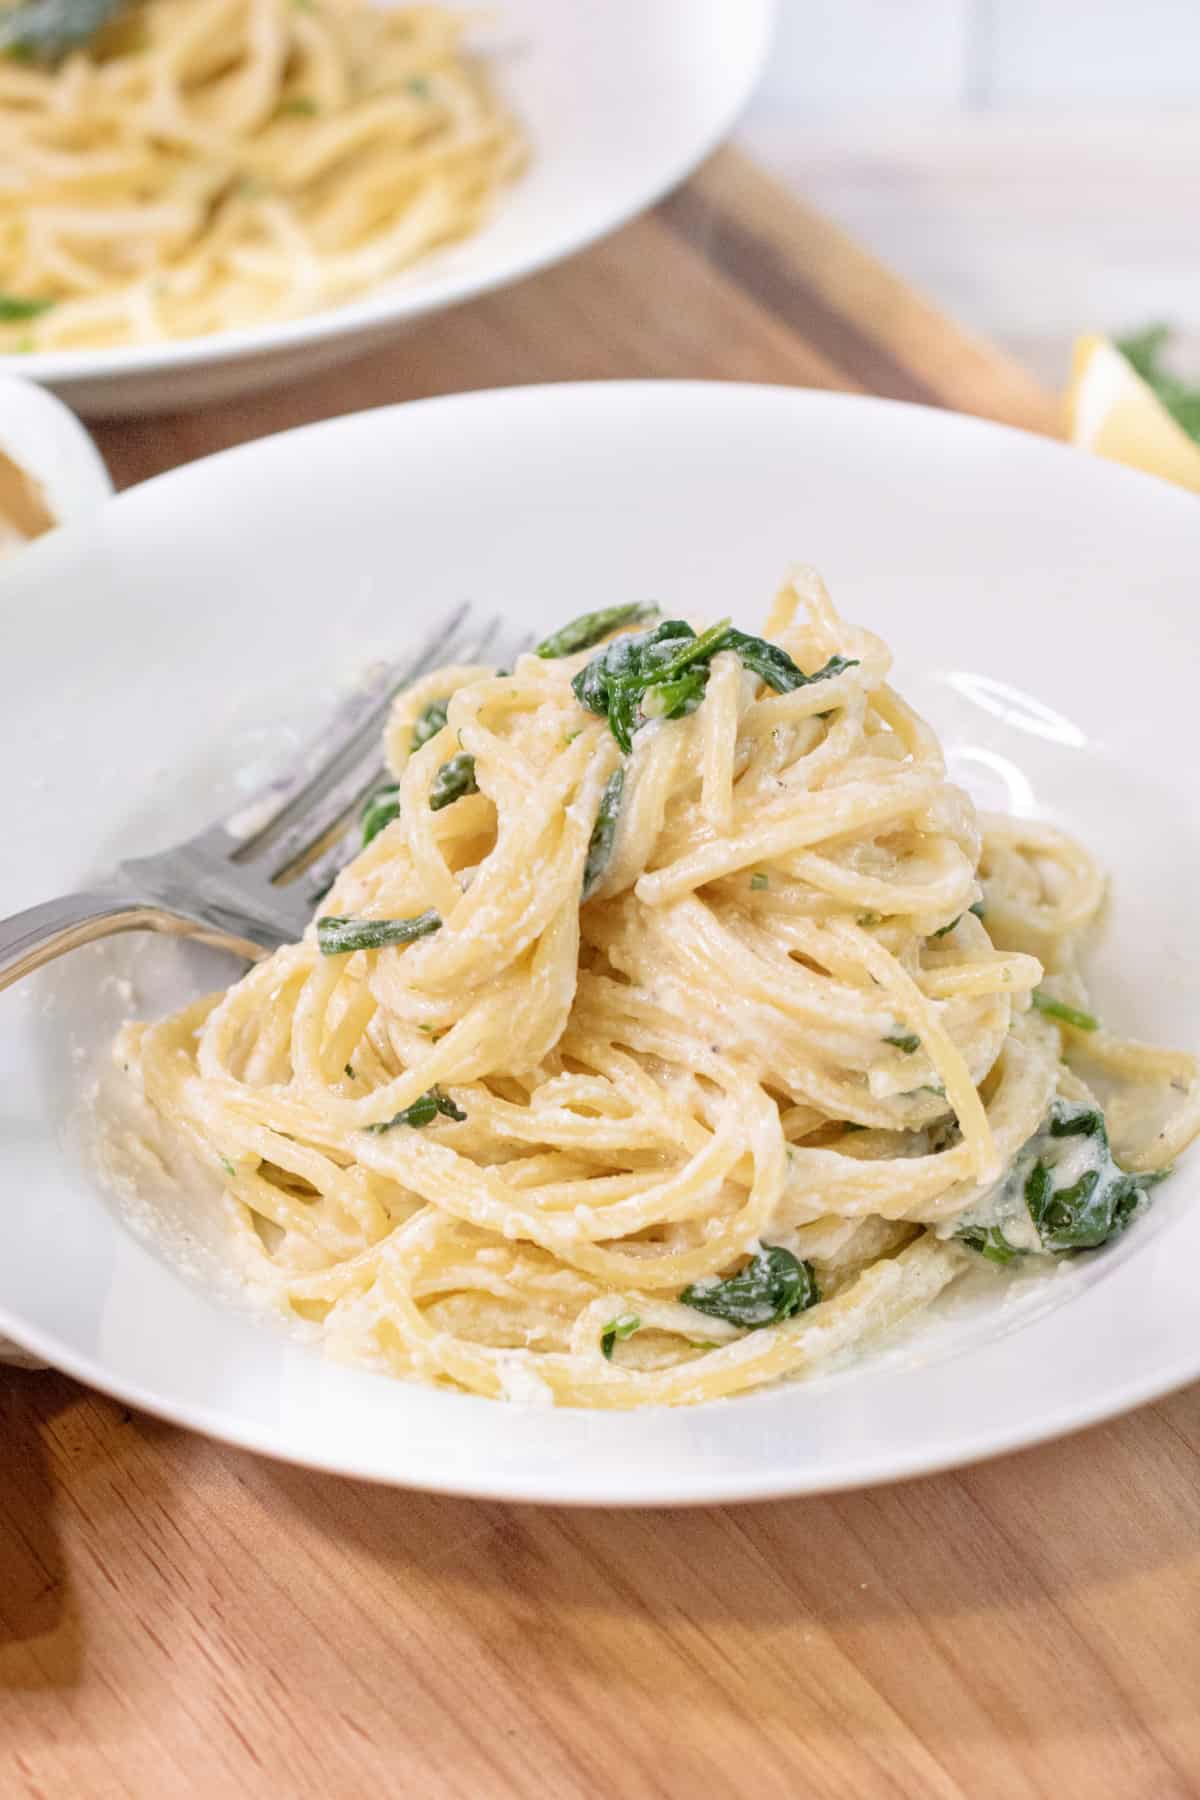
[2,0,774,418]
[0,373,112,527]
[3,380,1198,1503]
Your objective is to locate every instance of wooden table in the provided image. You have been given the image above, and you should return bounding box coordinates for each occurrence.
[3,149,1196,1799]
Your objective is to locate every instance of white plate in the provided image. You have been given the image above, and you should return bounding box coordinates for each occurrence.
[3,382,1198,1503]
[5,0,774,418]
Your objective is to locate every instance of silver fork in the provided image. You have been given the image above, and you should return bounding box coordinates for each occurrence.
[0,606,528,993]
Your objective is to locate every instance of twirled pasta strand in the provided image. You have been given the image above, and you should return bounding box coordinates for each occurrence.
[115,569,1200,1405]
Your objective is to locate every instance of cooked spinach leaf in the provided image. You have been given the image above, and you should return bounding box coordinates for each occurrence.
[0,0,121,60]
[957,1098,1166,1261]
[581,767,623,900]
[957,1224,1020,1266]
[317,909,441,955]
[1027,1101,1163,1250]
[536,602,660,660]
[365,1086,466,1133]
[429,752,478,811]
[572,617,858,751]
[571,619,697,751]
[680,1244,819,1329]
[600,1312,641,1360]
[360,782,400,845]
[724,629,857,695]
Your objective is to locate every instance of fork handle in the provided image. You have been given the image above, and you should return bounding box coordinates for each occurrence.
[0,891,260,994]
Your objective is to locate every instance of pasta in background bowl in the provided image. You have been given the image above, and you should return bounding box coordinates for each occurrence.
[0,0,776,413]
[0,0,526,352]
[3,381,1199,1500]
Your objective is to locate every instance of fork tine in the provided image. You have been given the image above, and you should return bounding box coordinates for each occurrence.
[251,617,521,881]
[222,603,474,864]
[271,626,534,890]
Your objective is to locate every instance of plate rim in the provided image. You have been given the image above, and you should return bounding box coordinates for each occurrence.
[3,1283,1197,1505]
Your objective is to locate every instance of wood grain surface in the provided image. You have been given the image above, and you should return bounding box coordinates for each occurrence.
[4,148,1195,1799]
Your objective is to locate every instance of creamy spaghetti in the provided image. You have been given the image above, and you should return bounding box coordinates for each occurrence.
[115,569,1200,1407]
[0,0,523,351]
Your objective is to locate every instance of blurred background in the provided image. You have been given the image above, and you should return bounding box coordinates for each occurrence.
[740,0,1196,387]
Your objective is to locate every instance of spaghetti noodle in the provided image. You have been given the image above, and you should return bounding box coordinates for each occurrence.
[115,569,1200,1406]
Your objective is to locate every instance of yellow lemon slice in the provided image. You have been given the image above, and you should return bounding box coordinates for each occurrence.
[1068,333,1200,492]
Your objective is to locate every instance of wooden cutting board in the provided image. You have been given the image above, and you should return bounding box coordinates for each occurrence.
[5,150,1197,1800]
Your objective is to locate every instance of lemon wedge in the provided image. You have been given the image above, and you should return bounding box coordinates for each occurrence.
[1068,333,1200,492]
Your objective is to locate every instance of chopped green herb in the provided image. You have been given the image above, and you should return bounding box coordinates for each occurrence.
[365,1086,466,1133]
[411,696,449,752]
[279,95,319,115]
[535,601,659,659]
[360,782,400,846]
[563,728,582,746]
[581,767,623,900]
[884,1033,921,1054]
[317,909,441,955]
[218,1155,236,1179]
[749,872,769,891]
[1032,991,1099,1032]
[600,1312,641,1360]
[343,1063,356,1079]
[969,900,986,920]
[930,916,961,939]
[429,752,478,811]
[1116,325,1200,442]
[0,0,121,61]
[680,1244,819,1330]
